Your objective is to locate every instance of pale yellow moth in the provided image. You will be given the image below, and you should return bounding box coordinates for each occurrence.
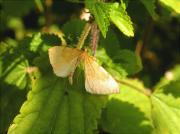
[48,46,82,77]
[48,46,119,94]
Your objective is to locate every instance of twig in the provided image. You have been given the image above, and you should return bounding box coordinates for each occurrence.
[35,0,44,13]
[90,22,100,55]
[77,23,91,49]
[45,0,53,27]
[116,79,152,97]
[135,18,154,56]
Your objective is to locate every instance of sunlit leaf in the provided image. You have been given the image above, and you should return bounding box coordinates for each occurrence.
[151,92,180,134]
[8,70,107,134]
[0,56,29,89]
[86,0,110,37]
[30,33,43,52]
[29,33,61,53]
[109,3,134,37]
[101,79,153,134]
[159,0,180,14]
[86,1,134,37]
[155,65,180,89]
[151,65,180,134]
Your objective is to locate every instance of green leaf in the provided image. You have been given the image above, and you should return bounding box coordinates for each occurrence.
[1,33,62,90]
[155,65,180,89]
[0,42,9,56]
[2,0,35,17]
[113,49,142,75]
[86,1,134,37]
[62,19,86,45]
[151,92,180,134]
[151,65,180,134]
[33,54,51,73]
[99,28,134,57]
[8,70,107,134]
[99,28,121,55]
[159,0,180,14]
[0,55,29,89]
[96,48,128,79]
[86,1,110,37]
[96,47,142,78]
[101,79,153,134]
[96,44,142,76]
[139,0,158,19]
[66,0,85,3]
[0,37,39,90]
[0,83,27,134]
[30,33,43,52]
[109,2,134,37]
[29,33,61,53]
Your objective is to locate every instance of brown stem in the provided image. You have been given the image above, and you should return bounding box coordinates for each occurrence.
[45,0,53,28]
[135,18,154,56]
[90,22,100,55]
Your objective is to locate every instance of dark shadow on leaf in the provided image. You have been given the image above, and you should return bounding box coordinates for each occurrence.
[100,98,153,134]
[41,33,61,46]
[1,54,25,79]
[0,81,27,134]
[162,79,180,98]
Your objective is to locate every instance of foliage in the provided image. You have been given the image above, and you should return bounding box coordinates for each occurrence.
[86,0,134,37]
[0,0,180,134]
[8,71,107,134]
[159,0,180,14]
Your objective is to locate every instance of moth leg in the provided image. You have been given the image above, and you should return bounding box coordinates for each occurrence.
[68,58,80,85]
[68,71,74,85]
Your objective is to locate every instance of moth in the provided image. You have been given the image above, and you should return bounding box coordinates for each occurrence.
[48,46,119,94]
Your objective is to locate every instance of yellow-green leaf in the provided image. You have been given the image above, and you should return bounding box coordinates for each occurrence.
[159,0,180,14]
[8,70,107,134]
[101,79,152,134]
[1,56,29,89]
[109,3,134,37]
[151,65,180,134]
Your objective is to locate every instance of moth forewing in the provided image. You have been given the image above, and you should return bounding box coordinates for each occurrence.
[48,46,82,77]
[84,53,119,94]
[48,46,119,94]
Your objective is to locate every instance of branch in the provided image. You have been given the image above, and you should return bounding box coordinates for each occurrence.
[135,18,154,56]
[90,22,100,55]
[77,23,91,49]
[116,79,152,97]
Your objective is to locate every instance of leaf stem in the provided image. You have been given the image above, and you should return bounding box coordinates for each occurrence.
[45,0,53,27]
[135,18,154,56]
[117,79,152,97]
[77,23,91,49]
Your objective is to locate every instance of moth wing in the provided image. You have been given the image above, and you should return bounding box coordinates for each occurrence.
[48,46,82,77]
[84,55,119,94]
